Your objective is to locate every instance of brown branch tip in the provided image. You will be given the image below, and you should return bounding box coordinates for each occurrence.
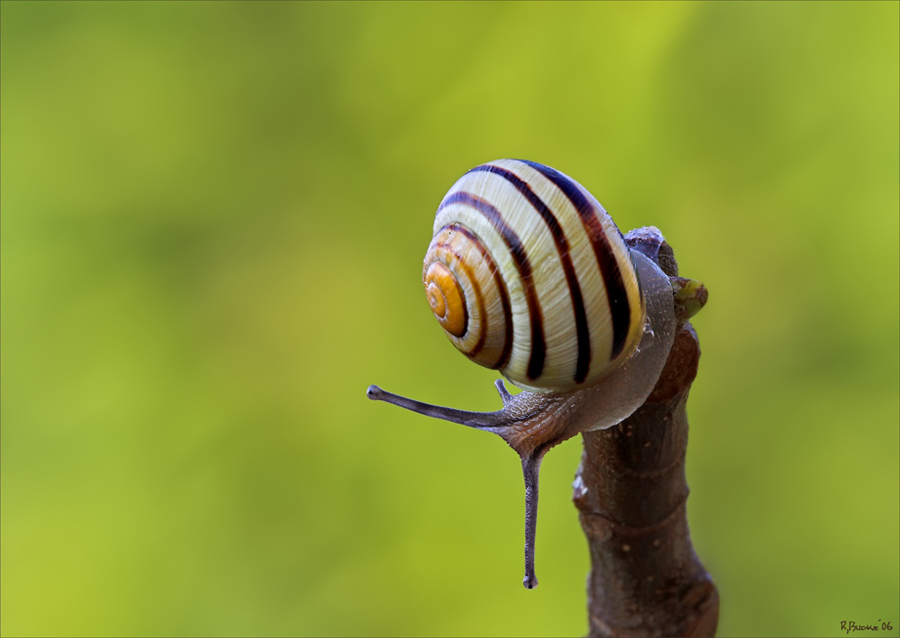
[572,228,719,638]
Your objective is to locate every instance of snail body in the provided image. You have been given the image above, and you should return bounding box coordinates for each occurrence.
[368,160,706,589]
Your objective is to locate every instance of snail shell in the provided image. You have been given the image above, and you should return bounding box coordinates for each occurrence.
[423,159,645,393]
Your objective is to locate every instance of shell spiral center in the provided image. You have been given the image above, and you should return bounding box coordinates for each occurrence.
[424,261,467,338]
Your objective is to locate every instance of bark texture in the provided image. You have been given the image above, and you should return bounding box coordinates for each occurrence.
[572,231,719,638]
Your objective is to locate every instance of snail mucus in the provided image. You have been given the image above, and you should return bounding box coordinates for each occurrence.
[367,159,707,589]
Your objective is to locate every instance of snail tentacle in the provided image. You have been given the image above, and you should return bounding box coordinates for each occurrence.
[521,452,543,589]
[366,384,513,431]
[494,379,514,406]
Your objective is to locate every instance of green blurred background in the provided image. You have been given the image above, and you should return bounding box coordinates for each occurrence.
[2,2,898,636]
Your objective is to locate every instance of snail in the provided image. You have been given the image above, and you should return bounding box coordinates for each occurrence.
[367,159,706,589]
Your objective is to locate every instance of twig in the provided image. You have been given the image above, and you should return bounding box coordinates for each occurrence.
[572,231,719,638]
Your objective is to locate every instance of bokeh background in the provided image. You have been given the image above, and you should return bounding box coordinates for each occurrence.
[2,2,898,637]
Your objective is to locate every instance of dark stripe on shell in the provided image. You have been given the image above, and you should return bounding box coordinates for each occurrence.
[469,163,592,384]
[439,192,546,379]
[518,160,632,359]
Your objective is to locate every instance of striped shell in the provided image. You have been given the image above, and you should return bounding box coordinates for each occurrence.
[423,159,646,393]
